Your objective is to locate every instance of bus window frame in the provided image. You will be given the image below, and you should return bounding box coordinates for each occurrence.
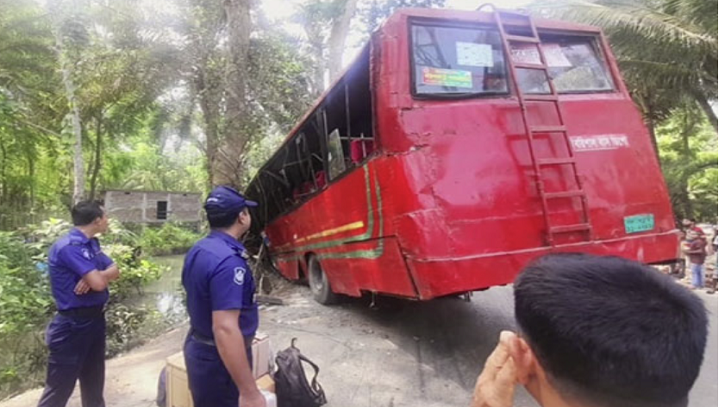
[247,39,378,228]
[406,18,621,99]
[407,18,510,101]
[319,44,378,185]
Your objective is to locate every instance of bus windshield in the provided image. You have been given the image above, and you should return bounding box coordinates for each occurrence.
[411,23,508,97]
[411,22,615,97]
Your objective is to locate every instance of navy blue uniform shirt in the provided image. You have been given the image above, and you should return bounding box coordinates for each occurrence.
[48,228,113,310]
[182,231,259,338]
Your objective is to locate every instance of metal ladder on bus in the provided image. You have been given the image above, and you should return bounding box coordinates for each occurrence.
[486,5,592,246]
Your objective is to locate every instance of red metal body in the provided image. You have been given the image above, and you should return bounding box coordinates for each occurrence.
[254,8,679,300]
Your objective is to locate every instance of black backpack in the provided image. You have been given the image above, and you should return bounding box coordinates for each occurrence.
[273,338,327,407]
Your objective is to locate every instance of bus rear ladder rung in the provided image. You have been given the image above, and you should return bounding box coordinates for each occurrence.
[514,62,547,70]
[538,157,575,166]
[530,125,566,133]
[550,223,591,234]
[505,34,539,43]
[543,190,585,199]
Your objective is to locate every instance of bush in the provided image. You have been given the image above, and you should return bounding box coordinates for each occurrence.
[0,232,53,337]
[139,222,203,256]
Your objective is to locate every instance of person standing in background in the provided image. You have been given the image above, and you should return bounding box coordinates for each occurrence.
[686,229,707,290]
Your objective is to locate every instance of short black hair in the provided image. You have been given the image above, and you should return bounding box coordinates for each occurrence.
[207,206,248,229]
[71,200,105,226]
[514,253,707,407]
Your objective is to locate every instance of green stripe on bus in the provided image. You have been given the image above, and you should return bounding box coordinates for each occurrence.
[274,164,385,262]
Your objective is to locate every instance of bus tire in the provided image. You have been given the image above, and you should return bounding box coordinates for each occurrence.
[307,254,338,305]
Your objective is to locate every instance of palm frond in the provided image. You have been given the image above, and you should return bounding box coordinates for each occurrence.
[532,0,716,51]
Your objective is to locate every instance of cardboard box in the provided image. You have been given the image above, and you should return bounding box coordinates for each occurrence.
[166,352,193,407]
[252,332,271,379]
[165,333,274,407]
[257,374,275,393]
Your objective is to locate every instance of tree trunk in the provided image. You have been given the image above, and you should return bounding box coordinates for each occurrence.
[52,15,85,204]
[680,110,695,219]
[200,91,220,190]
[328,0,359,80]
[192,44,222,190]
[312,41,326,95]
[303,22,326,95]
[644,112,661,168]
[693,90,718,132]
[219,0,252,188]
[27,152,35,208]
[0,139,6,204]
[89,115,103,200]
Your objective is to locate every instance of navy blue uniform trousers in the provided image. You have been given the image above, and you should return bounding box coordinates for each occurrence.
[183,332,254,407]
[37,314,106,407]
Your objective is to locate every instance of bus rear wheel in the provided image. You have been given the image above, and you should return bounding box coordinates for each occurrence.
[307,255,338,305]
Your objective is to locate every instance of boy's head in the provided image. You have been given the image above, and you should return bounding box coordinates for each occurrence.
[511,253,707,407]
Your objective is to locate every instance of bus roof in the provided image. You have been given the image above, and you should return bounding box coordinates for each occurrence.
[394,7,601,34]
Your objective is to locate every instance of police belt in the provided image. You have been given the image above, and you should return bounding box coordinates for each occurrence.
[191,330,216,346]
[58,305,105,319]
[191,330,254,349]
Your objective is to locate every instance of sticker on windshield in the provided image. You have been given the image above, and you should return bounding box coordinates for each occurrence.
[456,42,493,67]
[542,44,572,67]
[422,67,473,88]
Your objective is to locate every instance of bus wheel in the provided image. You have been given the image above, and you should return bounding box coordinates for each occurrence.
[307,255,338,305]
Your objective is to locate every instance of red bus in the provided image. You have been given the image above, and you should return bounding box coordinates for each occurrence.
[246,7,679,304]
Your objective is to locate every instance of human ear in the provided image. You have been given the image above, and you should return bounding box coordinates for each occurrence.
[509,336,548,404]
[506,335,537,386]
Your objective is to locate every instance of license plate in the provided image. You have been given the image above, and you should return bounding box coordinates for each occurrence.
[624,214,655,234]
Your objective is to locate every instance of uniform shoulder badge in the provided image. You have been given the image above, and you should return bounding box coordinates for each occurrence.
[233,266,246,285]
[81,247,92,260]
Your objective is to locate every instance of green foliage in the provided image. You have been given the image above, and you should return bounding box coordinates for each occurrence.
[0,232,52,336]
[657,107,718,222]
[0,229,54,395]
[138,222,203,257]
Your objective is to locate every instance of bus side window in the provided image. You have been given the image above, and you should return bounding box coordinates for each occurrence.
[350,137,374,164]
[327,129,346,179]
[345,43,375,166]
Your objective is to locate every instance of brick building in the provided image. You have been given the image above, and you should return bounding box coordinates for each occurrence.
[102,190,202,224]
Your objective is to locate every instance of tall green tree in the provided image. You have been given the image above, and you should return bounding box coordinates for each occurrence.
[657,106,718,221]
[0,0,64,216]
[48,0,89,204]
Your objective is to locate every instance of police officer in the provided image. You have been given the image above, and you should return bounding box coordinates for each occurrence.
[182,186,265,407]
[38,200,119,407]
